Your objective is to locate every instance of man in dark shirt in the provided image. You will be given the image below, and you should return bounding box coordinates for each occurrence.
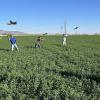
[35,36,42,48]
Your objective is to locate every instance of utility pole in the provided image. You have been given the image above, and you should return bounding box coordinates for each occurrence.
[60,26,63,34]
[64,21,67,35]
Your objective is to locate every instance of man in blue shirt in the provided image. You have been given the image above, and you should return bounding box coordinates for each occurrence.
[9,35,19,51]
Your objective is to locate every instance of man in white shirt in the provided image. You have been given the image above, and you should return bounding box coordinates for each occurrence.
[62,34,68,46]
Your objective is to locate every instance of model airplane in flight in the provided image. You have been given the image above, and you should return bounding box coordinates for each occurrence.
[73,26,79,30]
[7,20,17,25]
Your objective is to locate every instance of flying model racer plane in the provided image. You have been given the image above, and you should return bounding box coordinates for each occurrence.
[73,26,79,30]
[7,20,17,25]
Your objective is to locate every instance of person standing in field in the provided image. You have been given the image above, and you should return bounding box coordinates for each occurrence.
[62,34,68,46]
[35,36,43,48]
[9,35,19,51]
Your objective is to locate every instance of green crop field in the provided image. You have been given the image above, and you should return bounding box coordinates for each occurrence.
[0,35,100,100]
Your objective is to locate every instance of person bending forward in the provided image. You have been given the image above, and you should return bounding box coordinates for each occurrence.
[9,35,19,51]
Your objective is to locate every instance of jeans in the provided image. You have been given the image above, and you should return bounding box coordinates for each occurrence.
[62,40,66,46]
[35,42,41,48]
[11,43,19,51]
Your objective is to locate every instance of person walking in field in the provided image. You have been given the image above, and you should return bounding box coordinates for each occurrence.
[35,36,43,48]
[62,34,68,46]
[9,35,19,51]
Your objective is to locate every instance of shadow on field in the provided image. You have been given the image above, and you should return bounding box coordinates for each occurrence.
[0,72,9,83]
[54,44,62,47]
[0,48,10,51]
[26,46,35,48]
[59,71,100,83]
